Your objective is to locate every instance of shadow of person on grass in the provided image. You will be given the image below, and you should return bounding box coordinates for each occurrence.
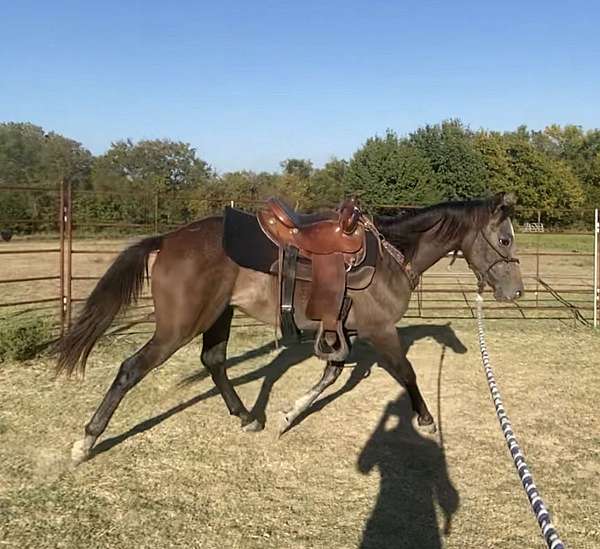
[358,392,459,549]
[92,323,466,458]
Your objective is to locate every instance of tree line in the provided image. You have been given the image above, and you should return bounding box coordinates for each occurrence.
[0,119,599,232]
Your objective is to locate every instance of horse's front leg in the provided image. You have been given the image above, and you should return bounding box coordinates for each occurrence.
[277,361,344,436]
[364,325,435,431]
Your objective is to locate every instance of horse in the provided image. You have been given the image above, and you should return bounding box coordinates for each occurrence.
[56,192,523,464]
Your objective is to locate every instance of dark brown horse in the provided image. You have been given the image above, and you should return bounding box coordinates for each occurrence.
[57,193,523,464]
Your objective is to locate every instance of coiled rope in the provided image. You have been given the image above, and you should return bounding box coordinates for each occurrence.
[475,295,565,549]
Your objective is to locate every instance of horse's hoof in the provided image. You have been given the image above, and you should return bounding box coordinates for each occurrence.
[417,416,437,434]
[71,439,91,465]
[241,418,264,433]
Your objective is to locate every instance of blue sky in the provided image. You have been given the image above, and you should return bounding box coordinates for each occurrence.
[1,1,598,172]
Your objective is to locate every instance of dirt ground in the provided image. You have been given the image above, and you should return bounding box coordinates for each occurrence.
[1,319,599,548]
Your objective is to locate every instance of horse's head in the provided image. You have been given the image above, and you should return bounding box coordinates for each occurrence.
[462,193,524,302]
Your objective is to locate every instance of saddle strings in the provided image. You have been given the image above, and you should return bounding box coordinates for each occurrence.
[274,245,283,349]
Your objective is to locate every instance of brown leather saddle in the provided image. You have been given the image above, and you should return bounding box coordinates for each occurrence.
[256,197,372,362]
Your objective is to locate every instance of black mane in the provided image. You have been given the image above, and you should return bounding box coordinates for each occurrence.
[374,197,501,261]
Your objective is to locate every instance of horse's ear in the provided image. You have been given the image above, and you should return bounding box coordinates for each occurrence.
[492,192,516,218]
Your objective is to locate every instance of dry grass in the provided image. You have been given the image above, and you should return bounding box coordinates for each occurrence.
[0,319,599,548]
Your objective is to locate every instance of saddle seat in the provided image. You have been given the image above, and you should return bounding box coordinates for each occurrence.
[257,197,368,362]
[265,198,338,228]
[260,197,364,255]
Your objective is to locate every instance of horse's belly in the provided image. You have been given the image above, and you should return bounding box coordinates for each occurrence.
[230,268,319,331]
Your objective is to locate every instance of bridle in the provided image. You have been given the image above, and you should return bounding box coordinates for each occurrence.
[468,228,520,293]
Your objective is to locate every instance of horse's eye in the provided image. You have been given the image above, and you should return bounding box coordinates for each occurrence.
[499,237,511,247]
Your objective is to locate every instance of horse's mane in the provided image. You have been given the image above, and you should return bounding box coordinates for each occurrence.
[374,197,502,261]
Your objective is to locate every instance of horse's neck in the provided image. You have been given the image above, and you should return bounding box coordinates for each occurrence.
[409,232,463,276]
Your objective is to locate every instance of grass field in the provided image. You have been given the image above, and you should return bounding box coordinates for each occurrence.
[516,233,594,253]
[0,319,598,548]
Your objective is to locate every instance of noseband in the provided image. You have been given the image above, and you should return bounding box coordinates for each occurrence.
[469,229,520,292]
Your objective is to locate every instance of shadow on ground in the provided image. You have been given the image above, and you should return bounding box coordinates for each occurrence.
[92,323,467,460]
[357,392,460,549]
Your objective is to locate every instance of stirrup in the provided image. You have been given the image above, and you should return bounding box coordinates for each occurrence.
[314,322,349,362]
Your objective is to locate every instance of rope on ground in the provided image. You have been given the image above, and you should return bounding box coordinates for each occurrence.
[536,278,591,327]
[475,295,565,549]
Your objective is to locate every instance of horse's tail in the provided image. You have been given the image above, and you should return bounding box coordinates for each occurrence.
[55,235,163,377]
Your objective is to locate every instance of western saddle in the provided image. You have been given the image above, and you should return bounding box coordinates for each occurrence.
[257,197,368,362]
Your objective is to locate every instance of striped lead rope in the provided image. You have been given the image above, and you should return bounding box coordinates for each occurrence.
[475,295,565,549]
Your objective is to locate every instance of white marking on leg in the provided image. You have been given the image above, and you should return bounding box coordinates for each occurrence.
[71,434,95,465]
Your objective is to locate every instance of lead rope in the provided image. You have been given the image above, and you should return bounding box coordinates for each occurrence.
[475,295,565,549]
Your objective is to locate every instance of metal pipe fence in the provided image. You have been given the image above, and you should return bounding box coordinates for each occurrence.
[1,182,599,334]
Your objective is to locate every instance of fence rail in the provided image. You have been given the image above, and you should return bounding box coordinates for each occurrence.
[1,182,599,334]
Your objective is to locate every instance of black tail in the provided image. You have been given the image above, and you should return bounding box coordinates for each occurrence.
[55,235,163,377]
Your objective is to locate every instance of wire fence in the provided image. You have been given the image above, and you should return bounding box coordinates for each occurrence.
[1,182,599,336]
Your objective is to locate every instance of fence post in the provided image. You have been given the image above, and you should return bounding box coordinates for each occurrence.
[535,209,541,308]
[65,180,73,328]
[59,178,66,336]
[594,208,598,329]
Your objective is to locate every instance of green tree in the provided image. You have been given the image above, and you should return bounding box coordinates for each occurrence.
[530,125,600,209]
[90,139,214,227]
[346,129,440,207]
[202,170,281,214]
[307,158,348,207]
[0,122,92,231]
[0,122,92,187]
[408,119,488,200]
[280,158,314,180]
[92,138,212,193]
[475,130,584,221]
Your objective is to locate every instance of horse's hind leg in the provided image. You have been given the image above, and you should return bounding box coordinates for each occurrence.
[364,325,435,430]
[200,306,262,432]
[71,291,234,463]
[277,361,344,436]
[71,331,188,464]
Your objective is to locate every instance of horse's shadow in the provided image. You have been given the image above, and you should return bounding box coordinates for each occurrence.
[92,323,467,458]
[358,392,460,549]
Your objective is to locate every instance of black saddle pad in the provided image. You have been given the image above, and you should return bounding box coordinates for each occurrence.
[223,206,278,273]
[223,206,378,274]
